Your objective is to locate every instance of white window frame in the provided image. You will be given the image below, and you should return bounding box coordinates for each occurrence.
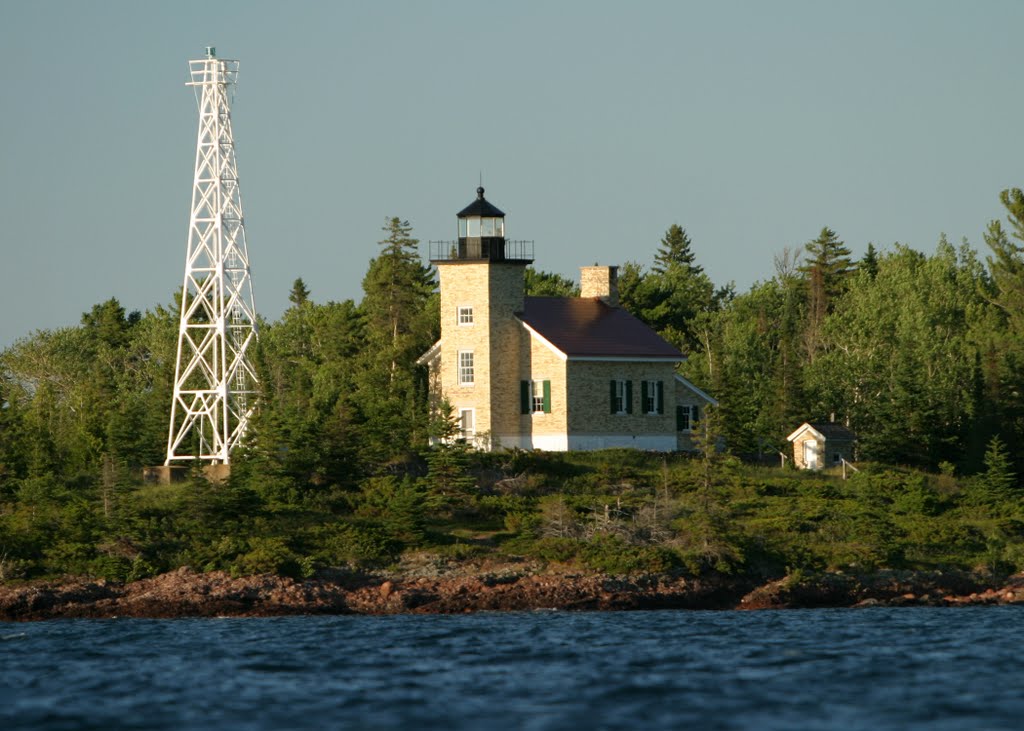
[644,380,659,415]
[458,350,474,386]
[614,379,627,415]
[531,380,546,414]
[459,408,475,439]
[457,306,474,326]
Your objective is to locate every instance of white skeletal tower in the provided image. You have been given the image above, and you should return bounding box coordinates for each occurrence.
[166,47,258,466]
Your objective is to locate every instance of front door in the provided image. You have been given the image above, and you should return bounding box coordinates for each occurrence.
[804,439,819,470]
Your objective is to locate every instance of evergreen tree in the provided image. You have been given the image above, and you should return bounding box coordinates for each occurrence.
[421,400,476,512]
[288,278,311,307]
[860,243,879,279]
[983,189,1024,474]
[985,189,1024,331]
[524,267,579,297]
[360,217,435,373]
[801,227,854,299]
[620,227,716,353]
[353,217,438,461]
[652,224,703,276]
[800,227,852,361]
[981,435,1015,500]
[252,296,365,487]
[617,261,653,317]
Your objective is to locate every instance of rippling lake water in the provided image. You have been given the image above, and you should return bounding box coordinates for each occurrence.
[4,607,1024,730]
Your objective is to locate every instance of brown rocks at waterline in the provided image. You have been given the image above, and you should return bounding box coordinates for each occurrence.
[2,564,1023,621]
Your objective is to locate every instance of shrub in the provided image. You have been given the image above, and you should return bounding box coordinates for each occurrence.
[231,536,307,578]
[311,523,399,567]
[579,534,677,575]
[529,536,582,563]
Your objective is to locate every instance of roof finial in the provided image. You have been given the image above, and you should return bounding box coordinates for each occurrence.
[477,185,485,199]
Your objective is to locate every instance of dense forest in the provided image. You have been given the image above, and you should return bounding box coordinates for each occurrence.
[3,191,1024,583]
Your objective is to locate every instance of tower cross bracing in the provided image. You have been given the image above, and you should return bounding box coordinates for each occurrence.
[166,47,258,465]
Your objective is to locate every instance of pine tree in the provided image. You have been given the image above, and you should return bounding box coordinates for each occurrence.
[360,217,434,371]
[860,243,879,279]
[801,227,852,362]
[288,278,311,307]
[801,227,853,302]
[982,435,1015,501]
[985,189,1024,335]
[983,189,1024,475]
[653,224,702,276]
[632,226,716,353]
[354,217,438,459]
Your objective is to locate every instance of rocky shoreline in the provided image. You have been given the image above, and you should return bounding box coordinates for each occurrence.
[3,559,1024,621]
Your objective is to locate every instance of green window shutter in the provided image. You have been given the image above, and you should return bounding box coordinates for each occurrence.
[542,380,552,414]
[520,381,530,414]
[692,405,700,423]
[641,380,649,412]
[676,404,684,431]
[625,381,633,414]
[656,381,664,414]
[610,380,617,414]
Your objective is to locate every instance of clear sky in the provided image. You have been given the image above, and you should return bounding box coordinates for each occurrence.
[2,1,1022,347]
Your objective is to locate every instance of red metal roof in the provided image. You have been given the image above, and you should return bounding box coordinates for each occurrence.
[517,297,684,359]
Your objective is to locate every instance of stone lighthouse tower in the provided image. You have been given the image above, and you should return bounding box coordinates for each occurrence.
[427,188,534,445]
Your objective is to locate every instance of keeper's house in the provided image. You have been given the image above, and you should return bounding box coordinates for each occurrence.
[417,188,716,452]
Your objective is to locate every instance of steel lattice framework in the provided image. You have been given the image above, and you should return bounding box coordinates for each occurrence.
[166,47,258,465]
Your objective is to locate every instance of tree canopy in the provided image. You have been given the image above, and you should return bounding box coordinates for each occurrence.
[4,193,1024,583]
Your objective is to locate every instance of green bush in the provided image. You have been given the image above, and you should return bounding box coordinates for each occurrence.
[311,523,399,567]
[529,536,582,563]
[231,536,307,578]
[433,542,490,560]
[579,534,677,575]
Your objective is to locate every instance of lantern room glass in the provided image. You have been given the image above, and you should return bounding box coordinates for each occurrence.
[460,216,503,238]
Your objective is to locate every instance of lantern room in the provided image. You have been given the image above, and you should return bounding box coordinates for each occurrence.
[428,187,534,263]
[457,186,506,260]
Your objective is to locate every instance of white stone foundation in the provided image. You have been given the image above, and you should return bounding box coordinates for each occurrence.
[493,433,676,452]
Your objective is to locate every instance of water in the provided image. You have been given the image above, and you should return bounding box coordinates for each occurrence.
[3,607,1024,730]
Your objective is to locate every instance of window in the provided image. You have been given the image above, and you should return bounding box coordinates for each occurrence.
[459,409,475,439]
[610,379,632,414]
[458,351,474,385]
[531,381,546,413]
[676,404,700,432]
[641,380,664,415]
[457,306,474,325]
[520,380,551,414]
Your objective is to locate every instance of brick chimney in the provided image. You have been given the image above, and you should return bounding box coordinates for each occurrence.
[580,265,619,307]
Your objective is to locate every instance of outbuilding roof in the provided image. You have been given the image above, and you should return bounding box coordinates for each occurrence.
[517,296,684,360]
[787,421,857,443]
